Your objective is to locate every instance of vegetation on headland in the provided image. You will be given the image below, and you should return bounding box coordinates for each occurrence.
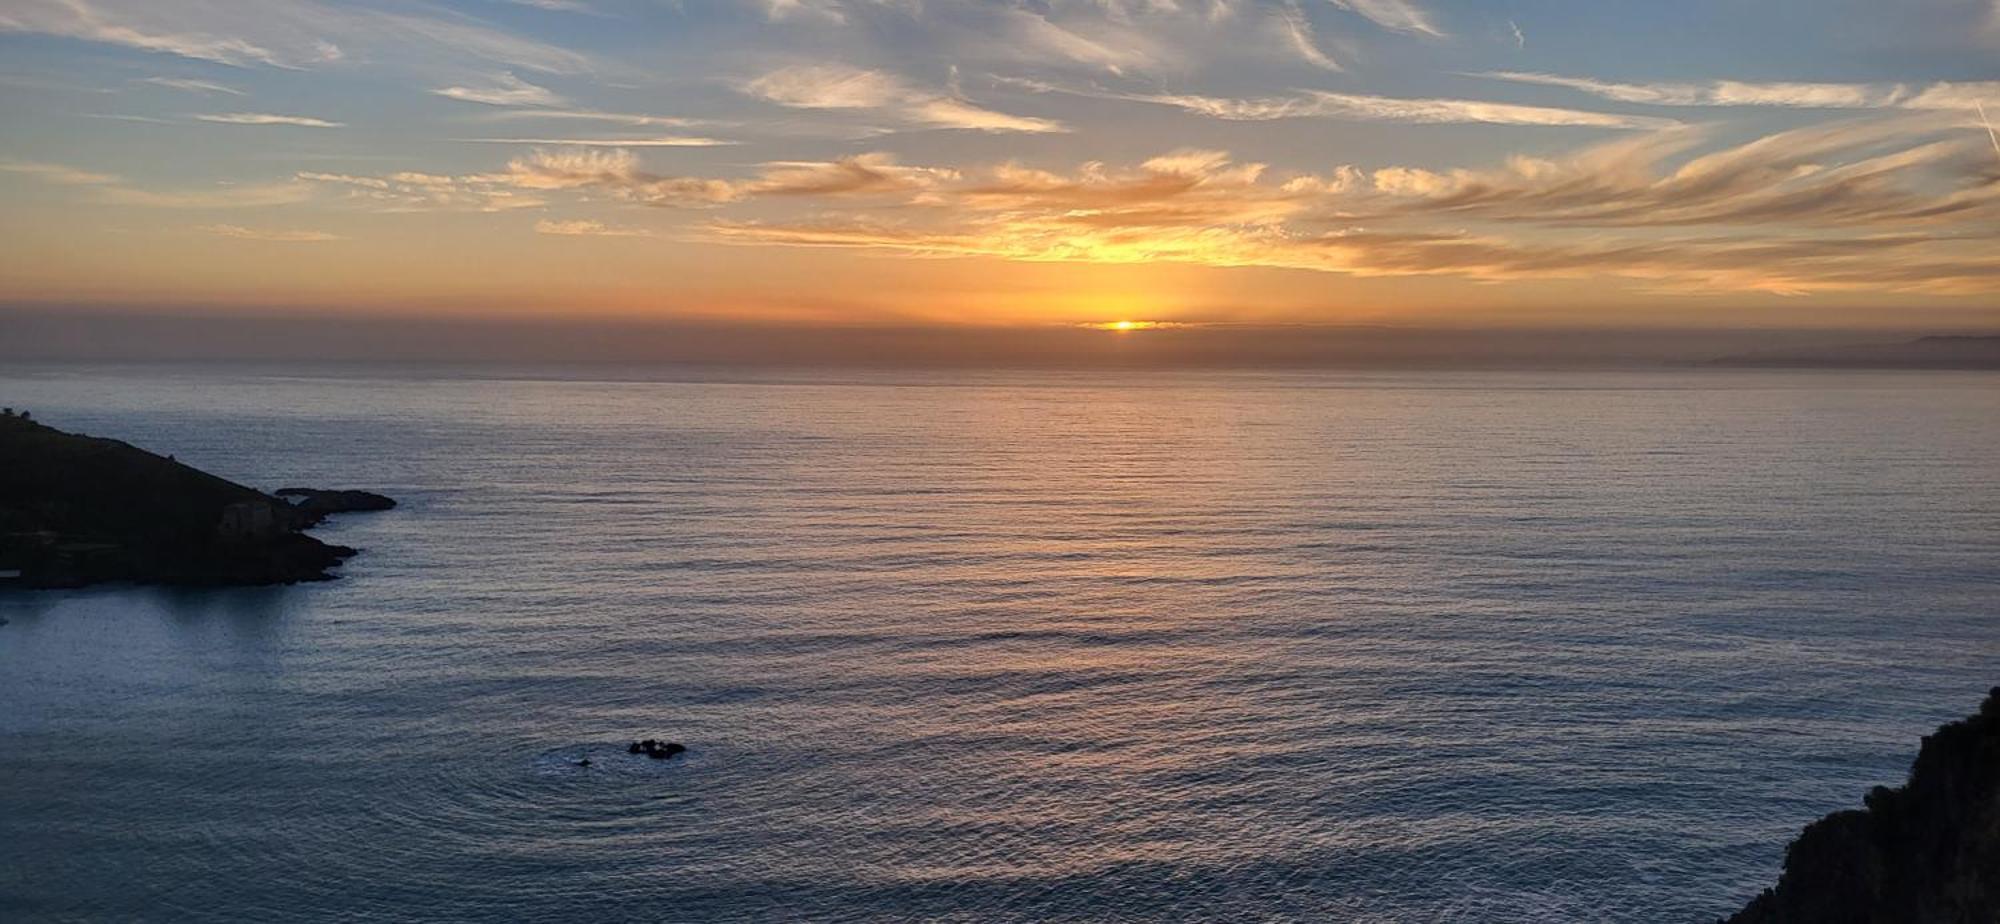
[0,410,392,587]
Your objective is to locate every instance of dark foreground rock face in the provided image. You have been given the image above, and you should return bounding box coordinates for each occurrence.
[0,413,392,587]
[1725,688,2000,924]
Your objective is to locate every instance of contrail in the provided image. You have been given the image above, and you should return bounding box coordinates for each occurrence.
[1979,100,2000,163]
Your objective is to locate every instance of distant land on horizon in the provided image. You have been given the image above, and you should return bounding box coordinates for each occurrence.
[1707,335,2000,371]
[4,308,1997,371]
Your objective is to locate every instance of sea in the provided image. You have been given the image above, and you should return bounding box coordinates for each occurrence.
[1,364,1995,923]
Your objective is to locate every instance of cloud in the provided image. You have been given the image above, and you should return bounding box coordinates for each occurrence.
[760,0,848,23]
[501,0,597,11]
[669,123,1997,295]
[1900,81,2000,112]
[460,136,735,146]
[0,0,591,73]
[435,73,565,107]
[1048,85,1675,129]
[199,223,341,241]
[1330,0,1442,36]
[137,76,244,95]
[195,112,344,127]
[496,148,742,205]
[1344,115,2000,229]
[535,218,651,236]
[744,65,1066,133]
[1479,72,1907,108]
[299,169,547,212]
[475,109,704,128]
[1478,73,2000,114]
[4,159,311,207]
[0,161,121,185]
[1273,3,1342,70]
[501,147,956,203]
[97,183,315,208]
[1002,8,1160,74]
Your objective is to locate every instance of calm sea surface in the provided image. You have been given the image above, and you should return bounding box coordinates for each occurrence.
[1,365,1995,923]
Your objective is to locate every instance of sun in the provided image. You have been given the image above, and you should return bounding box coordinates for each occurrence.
[1088,320,1178,332]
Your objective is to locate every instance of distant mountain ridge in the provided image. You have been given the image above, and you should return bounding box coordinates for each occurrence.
[1709,335,2000,370]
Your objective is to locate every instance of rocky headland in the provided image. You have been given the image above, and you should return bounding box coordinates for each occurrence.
[0,410,393,587]
[1724,687,2000,923]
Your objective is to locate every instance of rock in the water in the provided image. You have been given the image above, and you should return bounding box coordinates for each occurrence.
[1723,687,2000,923]
[628,739,686,760]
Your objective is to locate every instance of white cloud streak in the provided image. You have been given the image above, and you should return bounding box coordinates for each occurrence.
[435,73,566,107]
[137,76,244,95]
[1042,84,1675,129]
[0,0,591,73]
[1480,73,2000,114]
[460,136,735,146]
[0,160,121,185]
[535,218,652,236]
[744,65,1067,133]
[1330,0,1443,36]
[195,112,344,127]
[199,223,341,241]
[1274,3,1342,70]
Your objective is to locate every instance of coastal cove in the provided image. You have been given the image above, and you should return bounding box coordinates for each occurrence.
[2,364,1996,923]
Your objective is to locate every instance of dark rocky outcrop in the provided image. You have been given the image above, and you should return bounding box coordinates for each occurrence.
[274,488,397,526]
[1724,688,2000,923]
[0,412,392,587]
[628,739,686,760]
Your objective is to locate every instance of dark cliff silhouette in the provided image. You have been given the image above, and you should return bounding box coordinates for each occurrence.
[1725,687,2000,923]
[0,412,393,587]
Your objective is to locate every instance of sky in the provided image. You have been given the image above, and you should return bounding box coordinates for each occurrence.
[0,0,1997,331]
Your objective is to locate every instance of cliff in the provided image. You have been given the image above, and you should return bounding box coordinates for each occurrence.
[1725,687,2000,923]
[0,411,393,587]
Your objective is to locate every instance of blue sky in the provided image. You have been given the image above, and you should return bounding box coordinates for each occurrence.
[1,0,1996,326]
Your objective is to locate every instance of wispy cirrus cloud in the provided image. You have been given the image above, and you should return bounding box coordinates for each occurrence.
[459,135,735,147]
[439,115,2000,295]
[435,73,566,107]
[1345,115,2000,229]
[505,148,957,202]
[1016,81,1674,129]
[1479,73,2000,113]
[7,160,338,208]
[137,76,244,95]
[744,64,1066,133]
[500,0,598,12]
[199,223,341,241]
[0,0,591,73]
[195,112,343,127]
[0,160,122,185]
[474,109,706,128]
[1331,0,1443,36]
[298,169,547,212]
[1480,72,1907,108]
[1273,3,1343,70]
[535,218,652,236]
